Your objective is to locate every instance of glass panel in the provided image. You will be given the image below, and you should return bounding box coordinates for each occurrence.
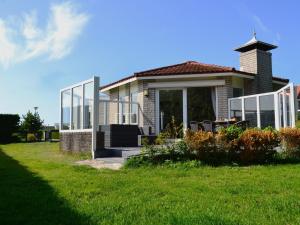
[260,95,275,128]
[159,90,183,132]
[61,90,71,130]
[245,97,257,127]
[187,87,215,124]
[83,82,93,129]
[72,86,82,129]
[279,92,284,127]
[130,92,138,124]
[285,88,292,127]
[229,99,242,121]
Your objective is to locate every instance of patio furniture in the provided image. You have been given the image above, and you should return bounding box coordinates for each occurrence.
[234,120,250,130]
[201,120,213,132]
[190,121,199,132]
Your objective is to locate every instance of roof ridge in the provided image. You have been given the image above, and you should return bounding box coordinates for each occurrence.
[135,61,189,75]
[135,60,235,75]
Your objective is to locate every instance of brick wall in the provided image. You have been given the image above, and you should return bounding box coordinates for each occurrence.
[142,81,156,134]
[240,49,273,94]
[60,131,104,152]
[217,77,233,119]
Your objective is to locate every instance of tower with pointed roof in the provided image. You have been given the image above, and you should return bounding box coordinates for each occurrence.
[235,32,277,93]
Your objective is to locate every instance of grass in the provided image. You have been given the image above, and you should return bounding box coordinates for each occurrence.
[1,143,300,225]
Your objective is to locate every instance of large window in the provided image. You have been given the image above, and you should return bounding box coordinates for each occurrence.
[61,90,71,130]
[187,87,215,123]
[72,86,82,129]
[84,82,93,129]
[245,97,257,127]
[260,95,275,128]
[130,92,138,124]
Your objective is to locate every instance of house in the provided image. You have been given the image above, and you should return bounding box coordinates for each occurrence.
[99,34,289,135]
[59,34,297,158]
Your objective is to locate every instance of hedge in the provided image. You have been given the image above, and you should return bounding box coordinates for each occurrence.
[0,114,20,143]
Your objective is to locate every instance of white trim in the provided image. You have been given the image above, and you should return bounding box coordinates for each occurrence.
[99,72,255,92]
[183,88,188,131]
[100,77,137,92]
[60,77,95,92]
[155,89,160,135]
[148,80,225,88]
[274,94,280,130]
[273,80,289,85]
[60,129,92,133]
[92,76,100,159]
[256,96,261,128]
[215,87,219,119]
[241,98,245,121]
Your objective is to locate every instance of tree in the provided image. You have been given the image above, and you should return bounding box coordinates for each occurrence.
[20,110,44,139]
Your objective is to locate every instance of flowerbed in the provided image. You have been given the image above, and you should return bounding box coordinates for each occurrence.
[126,126,300,167]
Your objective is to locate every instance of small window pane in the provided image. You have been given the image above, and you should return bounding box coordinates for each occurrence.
[260,95,275,128]
[84,82,93,129]
[61,90,71,130]
[72,86,82,129]
[230,99,242,121]
[245,97,257,127]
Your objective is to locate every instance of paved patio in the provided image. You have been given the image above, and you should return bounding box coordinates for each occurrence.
[75,147,141,170]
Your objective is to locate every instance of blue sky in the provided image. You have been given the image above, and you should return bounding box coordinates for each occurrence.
[0,0,299,125]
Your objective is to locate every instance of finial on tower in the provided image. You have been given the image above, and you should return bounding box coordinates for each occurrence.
[253,29,257,39]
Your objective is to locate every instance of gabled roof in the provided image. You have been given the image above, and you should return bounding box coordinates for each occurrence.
[100,61,289,91]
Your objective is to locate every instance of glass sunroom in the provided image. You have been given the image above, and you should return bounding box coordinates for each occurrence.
[228,83,297,130]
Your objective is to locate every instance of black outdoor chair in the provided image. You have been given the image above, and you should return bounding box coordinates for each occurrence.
[201,120,213,132]
[234,120,250,130]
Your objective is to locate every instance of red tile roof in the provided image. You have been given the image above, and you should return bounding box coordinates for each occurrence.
[135,61,239,76]
[100,61,289,90]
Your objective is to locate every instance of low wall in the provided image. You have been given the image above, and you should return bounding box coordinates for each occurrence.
[60,131,104,152]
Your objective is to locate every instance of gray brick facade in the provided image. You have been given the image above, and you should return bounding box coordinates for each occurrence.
[217,77,233,119]
[240,49,273,94]
[142,81,156,134]
[60,131,104,152]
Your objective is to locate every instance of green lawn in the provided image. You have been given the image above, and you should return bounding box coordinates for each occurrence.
[1,143,300,225]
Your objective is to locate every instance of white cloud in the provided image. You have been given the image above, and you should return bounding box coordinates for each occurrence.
[252,15,270,33]
[0,2,89,68]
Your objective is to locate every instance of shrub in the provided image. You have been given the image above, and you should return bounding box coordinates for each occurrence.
[0,114,20,143]
[184,130,229,165]
[218,125,243,142]
[280,128,300,157]
[238,129,280,164]
[51,131,60,140]
[27,133,37,142]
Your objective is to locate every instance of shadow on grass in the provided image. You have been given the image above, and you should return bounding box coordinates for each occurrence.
[0,149,93,225]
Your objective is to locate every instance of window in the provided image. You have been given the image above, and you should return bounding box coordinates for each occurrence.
[233,88,244,98]
[83,82,93,129]
[72,86,82,129]
[229,99,242,121]
[260,95,275,128]
[130,92,138,124]
[245,97,257,127]
[61,90,71,130]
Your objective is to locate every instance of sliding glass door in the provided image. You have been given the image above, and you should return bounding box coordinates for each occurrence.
[159,90,183,131]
